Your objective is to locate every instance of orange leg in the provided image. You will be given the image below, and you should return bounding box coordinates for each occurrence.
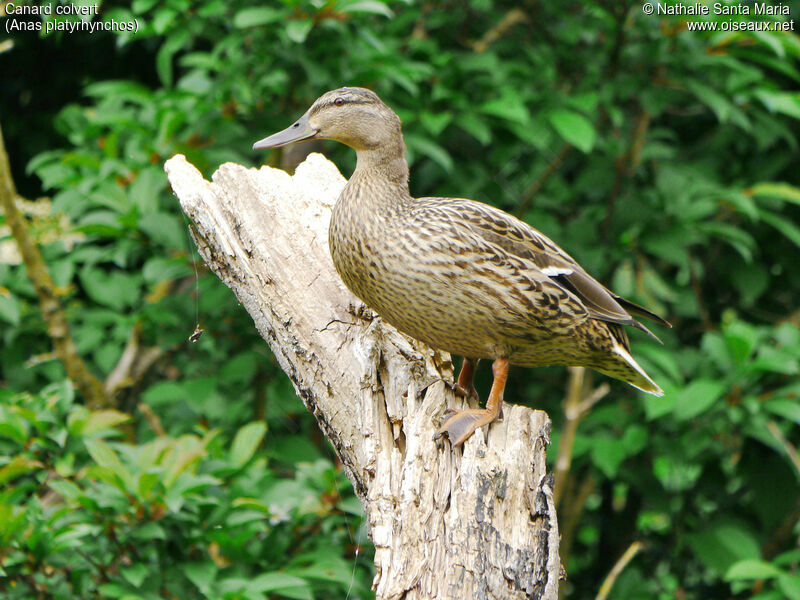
[453,357,478,400]
[411,358,478,401]
[434,358,508,447]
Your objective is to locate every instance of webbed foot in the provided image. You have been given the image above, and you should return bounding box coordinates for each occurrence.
[433,407,501,446]
[433,358,508,447]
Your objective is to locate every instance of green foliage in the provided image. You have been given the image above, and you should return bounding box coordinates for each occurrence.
[0,383,368,599]
[2,0,800,598]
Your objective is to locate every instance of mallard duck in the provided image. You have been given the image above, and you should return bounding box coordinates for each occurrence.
[253,87,669,447]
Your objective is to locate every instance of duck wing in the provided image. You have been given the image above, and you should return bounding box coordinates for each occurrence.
[423,198,669,342]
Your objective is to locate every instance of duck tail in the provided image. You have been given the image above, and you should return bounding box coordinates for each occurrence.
[601,338,664,396]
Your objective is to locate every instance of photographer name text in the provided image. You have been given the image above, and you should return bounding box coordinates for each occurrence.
[655,2,788,16]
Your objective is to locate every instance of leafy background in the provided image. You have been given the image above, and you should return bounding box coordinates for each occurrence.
[1,0,800,598]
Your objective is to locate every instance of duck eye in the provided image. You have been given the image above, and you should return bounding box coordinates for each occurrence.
[334,98,344,106]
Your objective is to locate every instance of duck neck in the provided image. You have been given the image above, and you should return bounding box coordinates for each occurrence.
[352,137,410,190]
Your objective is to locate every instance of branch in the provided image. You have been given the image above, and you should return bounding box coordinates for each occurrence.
[761,421,800,559]
[601,109,651,239]
[518,144,571,215]
[765,420,800,480]
[104,321,163,396]
[0,122,110,410]
[595,540,644,600]
[471,8,528,53]
[138,402,167,437]
[165,153,561,600]
[554,367,608,506]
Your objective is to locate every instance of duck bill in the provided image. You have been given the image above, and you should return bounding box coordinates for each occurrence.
[253,113,318,150]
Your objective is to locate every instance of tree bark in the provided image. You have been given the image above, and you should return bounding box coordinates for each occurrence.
[0,122,110,412]
[164,153,561,600]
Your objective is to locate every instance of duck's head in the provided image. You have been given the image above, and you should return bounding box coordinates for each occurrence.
[253,87,402,153]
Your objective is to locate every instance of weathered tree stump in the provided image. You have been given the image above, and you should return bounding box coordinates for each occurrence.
[165,153,560,600]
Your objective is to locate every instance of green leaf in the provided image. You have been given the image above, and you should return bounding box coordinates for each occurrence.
[458,113,492,145]
[82,410,131,436]
[405,134,453,172]
[48,479,83,501]
[723,320,760,366]
[156,30,190,87]
[696,221,755,262]
[775,550,800,567]
[748,182,800,206]
[653,455,702,491]
[0,456,43,486]
[233,7,283,27]
[0,415,29,445]
[336,0,394,18]
[672,379,727,421]
[480,93,531,126]
[420,112,452,136]
[121,563,149,588]
[547,109,597,153]
[131,0,158,14]
[178,69,213,95]
[752,31,785,58]
[730,267,769,308]
[286,20,313,43]
[231,497,271,514]
[142,256,192,285]
[50,259,76,287]
[702,332,733,371]
[85,439,134,491]
[53,524,101,551]
[249,572,311,593]
[139,212,187,249]
[152,7,176,35]
[755,90,800,120]
[272,585,314,600]
[751,346,799,375]
[0,294,21,326]
[230,422,267,468]
[85,439,124,471]
[760,209,800,248]
[687,79,735,122]
[726,559,782,580]
[765,399,800,425]
[183,561,217,594]
[590,435,627,477]
[129,167,165,214]
[636,344,683,384]
[79,267,141,310]
[688,520,761,575]
[97,582,134,599]
[142,381,185,406]
[131,522,166,540]
[779,573,800,600]
[219,352,259,385]
[643,389,677,421]
[288,553,354,586]
[75,210,125,237]
[84,80,152,105]
[338,495,364,516]
[621,425,648,455]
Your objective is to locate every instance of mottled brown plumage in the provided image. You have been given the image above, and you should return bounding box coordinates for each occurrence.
[254,87,670,446]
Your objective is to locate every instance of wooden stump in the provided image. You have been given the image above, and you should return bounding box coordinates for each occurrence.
[165,153,560,600]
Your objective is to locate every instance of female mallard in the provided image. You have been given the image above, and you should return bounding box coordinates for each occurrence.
[254,87,669,446]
